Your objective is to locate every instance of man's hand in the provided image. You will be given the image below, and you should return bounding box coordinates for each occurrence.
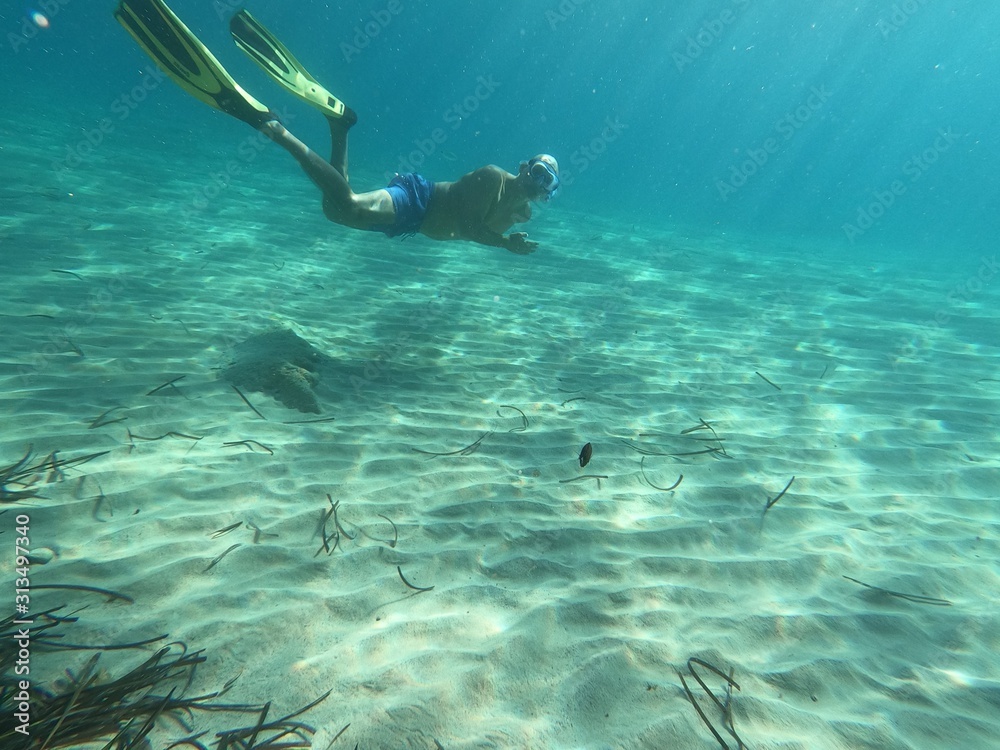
[506,232,538,255]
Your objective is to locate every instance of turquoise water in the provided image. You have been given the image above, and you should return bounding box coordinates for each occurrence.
[2,2,1000,749]
[4,1,998,254]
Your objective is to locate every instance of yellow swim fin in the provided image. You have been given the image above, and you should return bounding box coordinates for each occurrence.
[115,0,274,128]
[230,9,356,125]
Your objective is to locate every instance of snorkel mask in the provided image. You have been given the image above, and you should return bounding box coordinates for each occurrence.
[528,156,560,200]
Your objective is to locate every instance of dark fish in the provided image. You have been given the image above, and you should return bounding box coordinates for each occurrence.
[579,442,593,468]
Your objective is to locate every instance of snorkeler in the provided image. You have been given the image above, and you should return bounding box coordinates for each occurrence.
[114,0,559,254]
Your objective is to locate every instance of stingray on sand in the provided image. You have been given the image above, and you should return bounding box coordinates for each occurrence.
[221,328,331,414]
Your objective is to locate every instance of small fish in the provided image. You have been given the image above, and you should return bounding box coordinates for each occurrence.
[579,442,593,468]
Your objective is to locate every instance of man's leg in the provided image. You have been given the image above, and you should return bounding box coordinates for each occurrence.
[260,119,366,228]
[327,116,350,181]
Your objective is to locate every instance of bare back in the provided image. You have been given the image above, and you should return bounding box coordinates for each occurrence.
[419,165,532,246]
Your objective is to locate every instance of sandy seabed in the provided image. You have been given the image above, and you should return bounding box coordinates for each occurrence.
[2,114,999,749]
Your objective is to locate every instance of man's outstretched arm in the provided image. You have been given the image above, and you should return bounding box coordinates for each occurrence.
[462,227,538,254]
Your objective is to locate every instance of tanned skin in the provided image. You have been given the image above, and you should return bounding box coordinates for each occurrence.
[261,117,553,254]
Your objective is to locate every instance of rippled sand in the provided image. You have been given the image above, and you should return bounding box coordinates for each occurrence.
[2,121,999,748]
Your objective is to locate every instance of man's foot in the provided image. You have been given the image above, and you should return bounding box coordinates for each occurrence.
[258,119,285,139]
[328,107,358,131]
[246,107,283,131]
[259,120,311,160]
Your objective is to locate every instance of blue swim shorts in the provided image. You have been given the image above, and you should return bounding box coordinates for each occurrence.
[370,172,434,238]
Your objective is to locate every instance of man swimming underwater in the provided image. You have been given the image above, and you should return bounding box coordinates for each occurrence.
[114,0,560,254]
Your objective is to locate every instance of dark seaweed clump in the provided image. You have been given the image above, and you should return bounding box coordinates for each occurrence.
[0,605,330,750]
